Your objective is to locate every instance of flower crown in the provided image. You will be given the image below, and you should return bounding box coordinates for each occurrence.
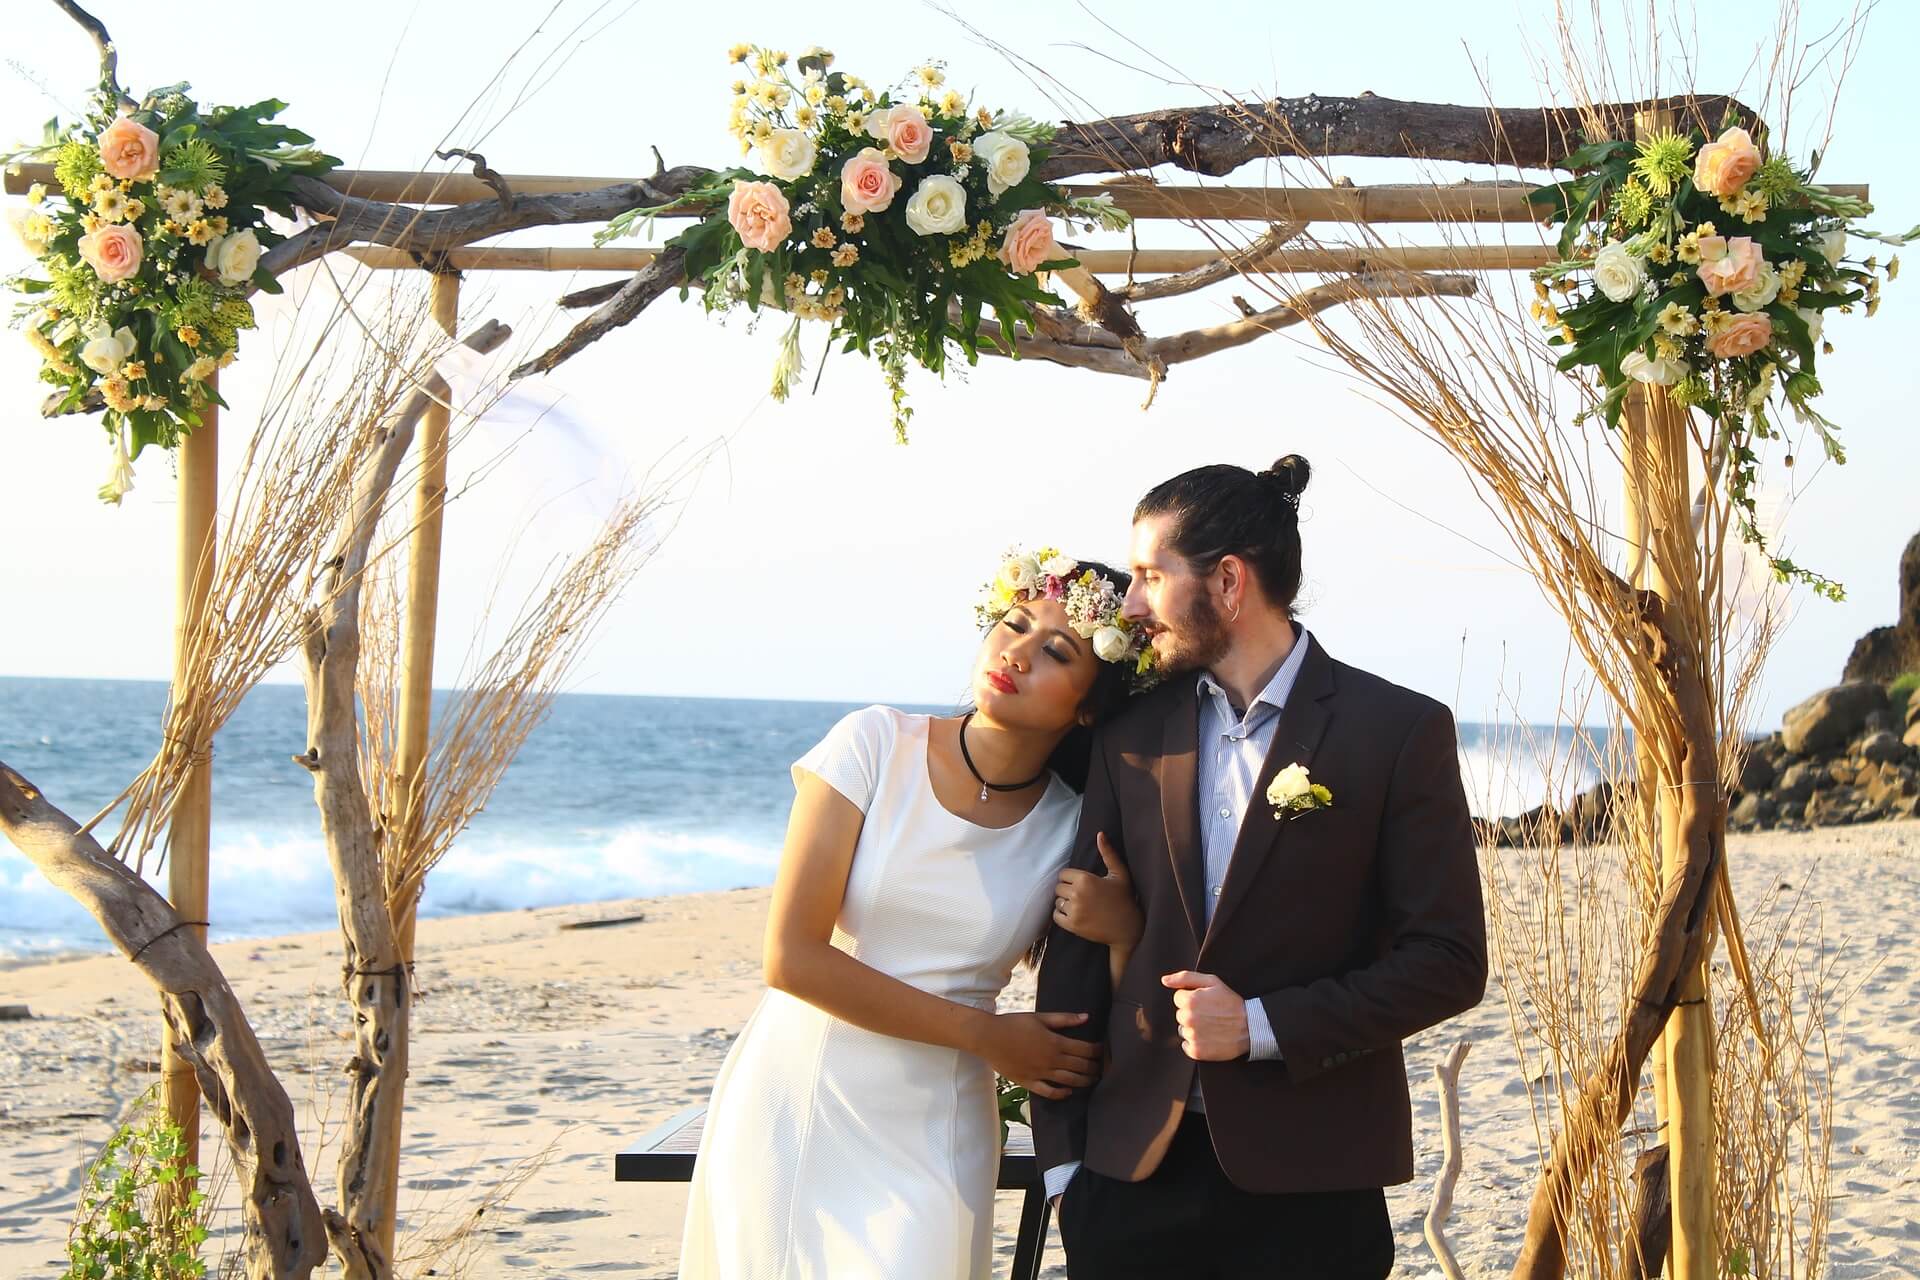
[975,546,1160,690]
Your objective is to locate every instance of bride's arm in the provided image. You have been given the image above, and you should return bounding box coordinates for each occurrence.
[763,774,1101,1100]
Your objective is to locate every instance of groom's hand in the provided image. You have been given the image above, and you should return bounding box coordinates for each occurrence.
[1161,971,1251,1061]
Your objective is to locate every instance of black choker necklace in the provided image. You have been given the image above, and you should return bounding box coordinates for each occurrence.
[958,712,1047,802]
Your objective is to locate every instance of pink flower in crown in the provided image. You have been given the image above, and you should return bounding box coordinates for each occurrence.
[1043,574,1066,599]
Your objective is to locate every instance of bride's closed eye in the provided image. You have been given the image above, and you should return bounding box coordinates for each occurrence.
[1003,616,1071,664]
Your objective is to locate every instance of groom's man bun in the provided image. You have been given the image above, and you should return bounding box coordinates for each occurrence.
[1134,455,1311,615]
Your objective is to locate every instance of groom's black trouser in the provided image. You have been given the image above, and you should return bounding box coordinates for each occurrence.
[1055,1116,1393,1280]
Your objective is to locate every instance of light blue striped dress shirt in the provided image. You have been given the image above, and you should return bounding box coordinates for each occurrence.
[1044,627,1313,1198]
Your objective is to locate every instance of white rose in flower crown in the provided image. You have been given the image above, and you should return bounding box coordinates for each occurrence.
[759,128,817,182]
[998,555,1039,593]
[79,322,138,376]
[1620,350,1685,386]
[971,130,1031,197]
[1091,625,1131,663]
[202,228,262,285]
[1731,260,1782,313]
[1040,553,1077,578]
[1592,241,1646,303]
[1820,227,1848,267]
[905,175,968,236]
[1267,763,1313,807]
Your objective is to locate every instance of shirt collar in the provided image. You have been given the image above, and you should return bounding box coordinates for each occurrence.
[1196,625,1312,722]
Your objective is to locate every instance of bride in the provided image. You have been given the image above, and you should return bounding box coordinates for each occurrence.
[678,548,1153,1279]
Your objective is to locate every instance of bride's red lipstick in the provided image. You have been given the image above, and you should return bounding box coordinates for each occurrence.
[986,671,1018,694]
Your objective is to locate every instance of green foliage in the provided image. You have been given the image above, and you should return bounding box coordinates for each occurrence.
[63,1101,210,1280]
[1889,672,1920,721]
[53,139,102,197]
[994,1077,1030,1145]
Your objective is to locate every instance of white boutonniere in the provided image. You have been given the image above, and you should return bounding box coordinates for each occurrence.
[1266,762,1332,820]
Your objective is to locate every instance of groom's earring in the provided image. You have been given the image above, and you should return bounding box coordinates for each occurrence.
[1227,599,1241,624]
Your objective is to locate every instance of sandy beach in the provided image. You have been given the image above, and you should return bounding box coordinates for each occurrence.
[4,819,1917,1279]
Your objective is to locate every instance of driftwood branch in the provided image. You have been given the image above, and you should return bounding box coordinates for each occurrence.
[1424,1040,1473,1280]
[509,248,687,379]
[51,0,132,109]
[1035,93,1760,181]
[0,761,328,1280]
[1621,1144,1673,1279]
[1111,222,1305,302]
[302,318,510,1280]
[431,149,511,212]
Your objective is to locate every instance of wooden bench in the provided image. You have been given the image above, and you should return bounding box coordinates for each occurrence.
[616,1106,1054,1279]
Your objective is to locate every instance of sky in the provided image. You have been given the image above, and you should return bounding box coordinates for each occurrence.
[1,0,1915,730]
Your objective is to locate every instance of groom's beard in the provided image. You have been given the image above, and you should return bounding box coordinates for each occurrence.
[1152,592,1231,676]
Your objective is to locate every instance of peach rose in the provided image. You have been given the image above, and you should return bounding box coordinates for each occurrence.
[77,222,144,283]
[884,105,932,165]
[1695,235,1763,296]
[98,114,161,183]
[840,147,902,214]
[999,208,1060,275]
[1705,312,1773,360]
[1693,126,1760,199]
[726,180,792,254]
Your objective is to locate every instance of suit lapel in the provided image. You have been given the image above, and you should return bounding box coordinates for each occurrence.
[1204,639,1337,947]
[1157,681,1208,944]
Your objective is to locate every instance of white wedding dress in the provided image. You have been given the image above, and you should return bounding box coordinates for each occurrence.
[678,706,1079,1280]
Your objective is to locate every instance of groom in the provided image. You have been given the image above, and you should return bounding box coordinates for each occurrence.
[1034,457,1488,1278]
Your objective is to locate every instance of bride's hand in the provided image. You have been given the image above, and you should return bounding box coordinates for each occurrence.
[975,1011,1102,1100]
[1052,832,1141,949]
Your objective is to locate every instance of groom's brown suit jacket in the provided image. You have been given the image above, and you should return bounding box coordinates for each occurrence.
[1032,636,1488,1194]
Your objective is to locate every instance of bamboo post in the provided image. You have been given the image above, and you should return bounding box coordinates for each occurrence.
[1625,105,1716,1280]
[162,379,217,1188]
[376,269,460,1258]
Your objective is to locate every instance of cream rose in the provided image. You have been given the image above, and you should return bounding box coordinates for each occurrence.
[1091,625,1130,663]
[1705,312,1773,360]
[971,130,1031,197]
[1591,241,1646,302]
[884,105,932,165]
[998,555,1039,593]
[759,128,817,182]
[1267,763,1312,807]
[1820,227,1848,267]
[1693,126,1761,199]
[98,114,161,182]
[1731,260,1782,313]
[1695,235,1763,297]
[1620,350,1685,385]
[1040,553,1077,578]
[904,175,967,236]
[725,180,792,254]
[840,148,902,214]
[998,208,1060,275]
[79,322,138,376]
[201,228,263,285]
[77,222,144,283]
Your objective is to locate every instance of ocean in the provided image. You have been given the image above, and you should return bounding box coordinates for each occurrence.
[0,677,1599,961]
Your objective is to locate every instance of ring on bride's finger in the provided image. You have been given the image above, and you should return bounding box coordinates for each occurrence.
[1055,897,1066,912]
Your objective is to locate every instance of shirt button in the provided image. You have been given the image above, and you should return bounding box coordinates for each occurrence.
[1217,806,1231,819]
[1210,885,1222,897]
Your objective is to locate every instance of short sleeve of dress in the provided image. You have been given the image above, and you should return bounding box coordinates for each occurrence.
[791,705,895,814]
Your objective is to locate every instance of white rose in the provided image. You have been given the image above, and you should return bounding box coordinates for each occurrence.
[79,322,137,375]
[1731,260,1782,313]
[1796,307,1824,344]
[1591,241,1646,303]
[1620,350,1685,386]
[759,128,817,182]
[904,175,968,236]
[202,228,262,285]
[1820,227,1847,266]
[1091,625,1130,663]
[1040,553,1077,578]
[998,555,1038,593]
[1266,762,1312,807]
[863,106,894,141]
[971,130,1031,197]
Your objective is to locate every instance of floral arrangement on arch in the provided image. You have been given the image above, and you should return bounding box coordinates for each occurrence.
[6,76,336,502]
[599,44,1131,442]
[1527,119,1909,599]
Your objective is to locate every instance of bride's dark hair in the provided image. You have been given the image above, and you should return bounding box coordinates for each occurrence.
[962,558,1137,793]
